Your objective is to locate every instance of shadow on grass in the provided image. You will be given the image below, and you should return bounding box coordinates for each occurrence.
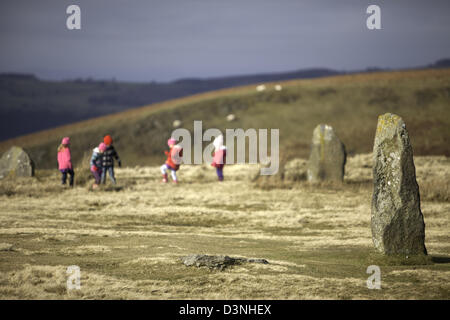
[368,251,433,266]
[431,256,450,264]
[88,185,126,192]
[103,186,125,192]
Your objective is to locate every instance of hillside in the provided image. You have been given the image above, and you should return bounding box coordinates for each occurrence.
[0,68,449,170]
[0,68,341,141]
[1,58,449,142]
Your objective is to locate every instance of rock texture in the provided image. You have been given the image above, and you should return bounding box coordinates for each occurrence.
[371,113,427,255]
[180,254,268,271]
[0,146,35,179]
[307,124,346,182]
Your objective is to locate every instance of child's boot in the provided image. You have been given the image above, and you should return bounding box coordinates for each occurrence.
[162,174,168,183]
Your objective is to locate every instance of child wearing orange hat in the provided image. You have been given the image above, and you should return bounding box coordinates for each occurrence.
[161,138,183,183]
[101,135,121,185]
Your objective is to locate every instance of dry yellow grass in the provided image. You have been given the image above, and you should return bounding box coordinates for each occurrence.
[0,154,449,299]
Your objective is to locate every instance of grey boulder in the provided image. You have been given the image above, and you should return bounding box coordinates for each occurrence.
[307,124,346,182]
[0,146,35,179]
[371,113,427,255]
[180,254,268,271]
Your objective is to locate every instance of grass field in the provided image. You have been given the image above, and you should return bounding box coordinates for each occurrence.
[0,154,449,299]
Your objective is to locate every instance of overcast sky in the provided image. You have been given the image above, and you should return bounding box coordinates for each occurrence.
[0,0,449,82]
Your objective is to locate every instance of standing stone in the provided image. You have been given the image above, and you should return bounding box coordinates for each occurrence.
[307,124,346,182]
[371,113,427,255]
[0,146,35,179]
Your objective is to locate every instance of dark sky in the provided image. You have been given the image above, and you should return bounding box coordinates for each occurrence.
[0,0,449,82]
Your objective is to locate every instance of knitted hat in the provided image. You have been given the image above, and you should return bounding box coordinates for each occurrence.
[62,137,70,145]
[99,142,107,152]
[103,135,113,146]
[213,135,223,150]
[167,138,176,146]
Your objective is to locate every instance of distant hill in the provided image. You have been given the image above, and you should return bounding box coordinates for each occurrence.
[0,68,341,141]
[428,58,450,68]
[1,59,448,141]
[0,68,449,170]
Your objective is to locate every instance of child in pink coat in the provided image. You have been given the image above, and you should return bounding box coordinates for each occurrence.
[211,135,226,181]
[57,137,74,187]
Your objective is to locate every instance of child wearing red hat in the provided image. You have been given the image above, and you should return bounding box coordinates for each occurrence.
[57,137,74,187]
[101,135,121,185]
[161,138,183,183]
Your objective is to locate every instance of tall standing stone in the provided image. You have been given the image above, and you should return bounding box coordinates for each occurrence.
[307,124,346,182]
[371,113,427,255]
[0,146,35,179]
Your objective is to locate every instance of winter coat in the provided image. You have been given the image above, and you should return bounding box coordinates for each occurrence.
[90,148,103,170]
[101,145,120,167]
[165,145,183,171]
[212,146,227,169]
[57,147,73,170]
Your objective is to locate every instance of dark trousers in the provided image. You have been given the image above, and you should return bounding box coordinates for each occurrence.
[91,169,102,184]
[60,169,75,186]
[216,167,224,181]
[101,166,116,184]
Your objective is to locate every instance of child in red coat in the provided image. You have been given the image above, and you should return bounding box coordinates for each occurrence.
[161,138,183,183]
[211,135,226,181]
